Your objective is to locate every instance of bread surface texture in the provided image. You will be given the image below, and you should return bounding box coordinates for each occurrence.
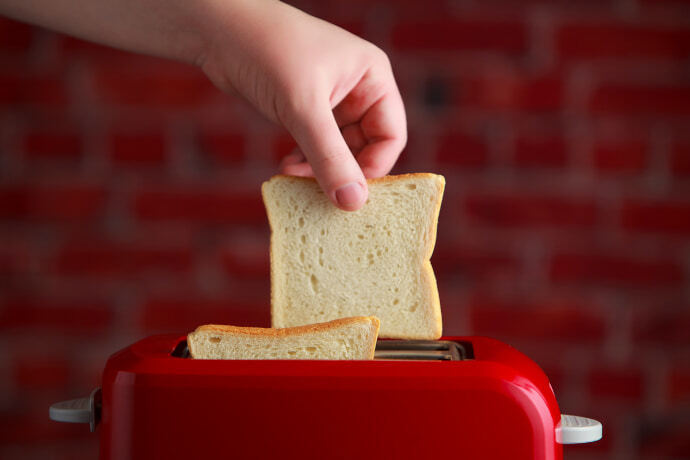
[188,316,380,360]
[262,173,445,339]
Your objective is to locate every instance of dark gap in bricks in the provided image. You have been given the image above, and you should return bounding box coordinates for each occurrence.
[633,308,690,346]
[197,132,246,166]
[422,75,450,110]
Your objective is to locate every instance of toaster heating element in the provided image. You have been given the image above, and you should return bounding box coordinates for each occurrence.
[51,335,601,460]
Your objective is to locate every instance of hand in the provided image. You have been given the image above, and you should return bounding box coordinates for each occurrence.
[0,0,406,211]
[199,0,406,211]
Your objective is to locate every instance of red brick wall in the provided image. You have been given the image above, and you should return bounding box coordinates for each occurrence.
[1,1,689,458]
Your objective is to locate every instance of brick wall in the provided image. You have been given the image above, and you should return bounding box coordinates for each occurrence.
[1,0,689,459]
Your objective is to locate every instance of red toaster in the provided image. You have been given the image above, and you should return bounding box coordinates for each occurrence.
[50,335,601,459]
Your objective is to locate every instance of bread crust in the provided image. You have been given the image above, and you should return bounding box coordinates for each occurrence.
[421,175,445,338]
[263,172,443,188]
[189,316,381,360]
[192,315,380,337]
[262,173,445,339]
[261,179,280,326]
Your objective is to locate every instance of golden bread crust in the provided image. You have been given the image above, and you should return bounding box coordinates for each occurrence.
[192,316,379,338]
[263,172,442,188]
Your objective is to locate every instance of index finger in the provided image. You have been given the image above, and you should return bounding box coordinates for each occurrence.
[355,84,407,178]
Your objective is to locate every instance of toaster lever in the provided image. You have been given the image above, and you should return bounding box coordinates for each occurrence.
[49,387,101,432]
[556,414,602,444]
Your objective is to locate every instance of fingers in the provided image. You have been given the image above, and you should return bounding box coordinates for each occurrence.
[281,123,371,166]
[354,90,407,178]
[279,148,313,177]
[333,65,387,128]
[286,103,368,211]
[280,84,405,203]
[279,148,306,168]
[333,66,407,179]
[276,48,405,210]
[279,123,366,177]
[340,124,368,154]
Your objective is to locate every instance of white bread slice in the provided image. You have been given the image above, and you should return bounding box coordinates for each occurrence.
[262,173,445,339]
[188,316,380,360]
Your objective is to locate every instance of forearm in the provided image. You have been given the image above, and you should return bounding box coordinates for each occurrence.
[1,0,405,211]
[0,0,228,65]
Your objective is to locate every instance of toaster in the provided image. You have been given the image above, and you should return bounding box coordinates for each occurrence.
[50,335,601,459]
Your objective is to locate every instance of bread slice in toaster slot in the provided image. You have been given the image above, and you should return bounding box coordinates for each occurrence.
[187,316,380,360]
[180,328,473,361]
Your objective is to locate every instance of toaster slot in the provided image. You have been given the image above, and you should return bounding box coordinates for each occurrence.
[374,340,473,361]
[171,339,473,361]
[172,340,190,358]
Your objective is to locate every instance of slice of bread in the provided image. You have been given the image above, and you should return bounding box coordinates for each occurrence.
[262,173,445,339]
[188,316,380,360]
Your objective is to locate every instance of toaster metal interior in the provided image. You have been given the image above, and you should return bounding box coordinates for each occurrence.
[172,339,474,361]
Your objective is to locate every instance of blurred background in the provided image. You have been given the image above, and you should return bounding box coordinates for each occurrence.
[1,0,689,458]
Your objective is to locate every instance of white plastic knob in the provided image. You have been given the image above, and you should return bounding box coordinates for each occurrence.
[556,414,602,444]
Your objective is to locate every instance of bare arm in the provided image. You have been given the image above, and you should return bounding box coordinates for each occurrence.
[0,0,210,64]
[0,0,407,211]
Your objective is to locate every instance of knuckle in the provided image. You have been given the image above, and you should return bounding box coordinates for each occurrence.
[279,91,322,131]
[368,45,392,70]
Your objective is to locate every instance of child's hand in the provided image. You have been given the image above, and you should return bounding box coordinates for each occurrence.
[0,0,406,210]
[199,0,406,211]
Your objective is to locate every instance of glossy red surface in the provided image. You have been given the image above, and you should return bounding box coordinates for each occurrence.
[99,335,563,460]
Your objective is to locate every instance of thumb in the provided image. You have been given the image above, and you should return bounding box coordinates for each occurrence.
[285,103,368,211]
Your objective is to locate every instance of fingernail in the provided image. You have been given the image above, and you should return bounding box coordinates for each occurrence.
[335,182,365,210]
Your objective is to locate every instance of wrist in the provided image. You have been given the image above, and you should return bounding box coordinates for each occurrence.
[169,0,229,67]
[192,0,296,69]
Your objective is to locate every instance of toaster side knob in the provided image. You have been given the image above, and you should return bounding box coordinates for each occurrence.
[49,387,101,432]
[556,414,603,444]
